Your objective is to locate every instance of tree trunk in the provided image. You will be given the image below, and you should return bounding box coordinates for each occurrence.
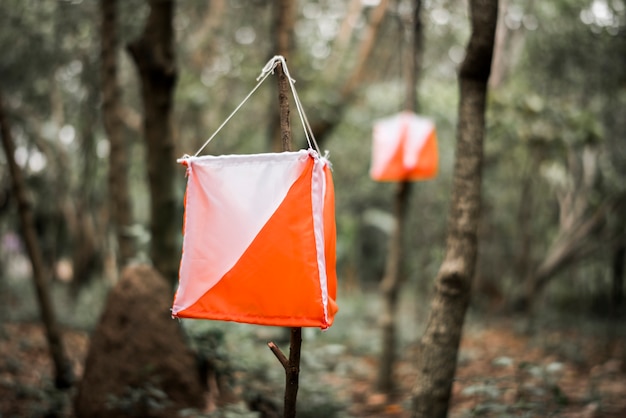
[269,7,303,416]
[127,0,179,287]
[411,1,498,416]
[101,0,135,268]
[403,0,423,113]
[515,162,535,291]
[520,202,608,312]
[377,180,411,393]
[267,0,296,152]
[0,93,74,389]
[72,57,103,292]
[264,61,303,418]
[377,0,423,394]
[611,243,624,313]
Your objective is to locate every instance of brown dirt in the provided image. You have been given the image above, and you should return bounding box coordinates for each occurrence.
[1,317,625,417]
[341,322,626,418]
[73,265,205,418]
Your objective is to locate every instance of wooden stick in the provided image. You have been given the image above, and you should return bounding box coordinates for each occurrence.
[276,61,292,153]
[267,341,289,368]
[284,327,301,418]
[266,60,302,418]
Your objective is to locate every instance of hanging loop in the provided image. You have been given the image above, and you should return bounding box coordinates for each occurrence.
[190,55,321,158]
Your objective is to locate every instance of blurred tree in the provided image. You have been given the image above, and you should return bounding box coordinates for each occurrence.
[0,93,74,388]
[519,103,609,312]
[267,0,296,152]
[377,0,424,394]
[521,0,626,312]
[0,0,111,292]
[309,0,391,147]
[128,0,179,287]
[411,0,498,416]
[101,0,136,269]
[479,0,626,314]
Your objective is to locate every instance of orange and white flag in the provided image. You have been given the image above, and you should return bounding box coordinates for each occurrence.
[370,111,438,181]
[172,149,338,329]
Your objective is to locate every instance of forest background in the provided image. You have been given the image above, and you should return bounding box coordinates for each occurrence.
[0,0,625,417]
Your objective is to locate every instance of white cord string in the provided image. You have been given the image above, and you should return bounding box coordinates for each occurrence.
[190,55,321,157]
[192,69,273,157]
[272,55,321,155]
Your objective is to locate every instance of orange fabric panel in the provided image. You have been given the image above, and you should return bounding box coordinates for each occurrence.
[175,157,335,328]
[407,129,438,180]
[370,112,439,182]
[374,122,410,181]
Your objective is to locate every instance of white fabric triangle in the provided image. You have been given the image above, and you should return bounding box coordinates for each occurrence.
[403,114,434,169]
[371,113,404,176]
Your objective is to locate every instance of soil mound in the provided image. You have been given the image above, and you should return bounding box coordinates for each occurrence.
[74,264,205,417]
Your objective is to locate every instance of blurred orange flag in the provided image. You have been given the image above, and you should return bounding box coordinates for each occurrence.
[171,149,338,329]
[370,111,438,181]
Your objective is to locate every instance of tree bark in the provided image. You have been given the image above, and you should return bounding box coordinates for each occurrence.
[515,161,536,290]
[284,326,301,418]
[377,180,411,393]
[0,93,74,389]
[268,0,296,152]
[411,1,498,416]
[265,61,303,418]
[73,71,103,291]
[377,0,423,394]
[101,0,135,268]
[276,60,301,418]
[612,243,625,313]
[403,0,423,113]
[127,0,179,287]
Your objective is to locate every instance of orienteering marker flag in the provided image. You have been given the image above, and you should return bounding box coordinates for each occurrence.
[171,149,338,330]
[370,111,438,181]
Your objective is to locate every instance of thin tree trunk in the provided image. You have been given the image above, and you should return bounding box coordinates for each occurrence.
[0,93,74,389]
[521,203,608,311]
[284,326,301,418]
[403,0,423,113]
[276,60,301,418]
[340,0,390,97]
[411,1,498,416]
[270,6,302,416]
[265,61,302,418]
[377,0,423,394]
[515,163,535,290]
[127,0,179,286]
[326,0,364,78]
[378,180,411,392]
[310,0,390,147]
[612,243,625,313]
[268,0,295,152]
[73,58,103,292]
[101,0,135,268]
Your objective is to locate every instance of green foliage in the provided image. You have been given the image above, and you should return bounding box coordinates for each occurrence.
[182,318,349,417]
[474,0,626,302]
[0,0,624,381]
[105,383,173,416]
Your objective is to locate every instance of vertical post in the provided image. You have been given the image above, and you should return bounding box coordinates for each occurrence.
[377,0,423,394]
[266,60,302,418]
[284,327,302,417]
[276,62,292,152]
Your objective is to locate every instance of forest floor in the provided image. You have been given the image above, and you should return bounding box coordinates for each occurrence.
[1,315,625,417]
